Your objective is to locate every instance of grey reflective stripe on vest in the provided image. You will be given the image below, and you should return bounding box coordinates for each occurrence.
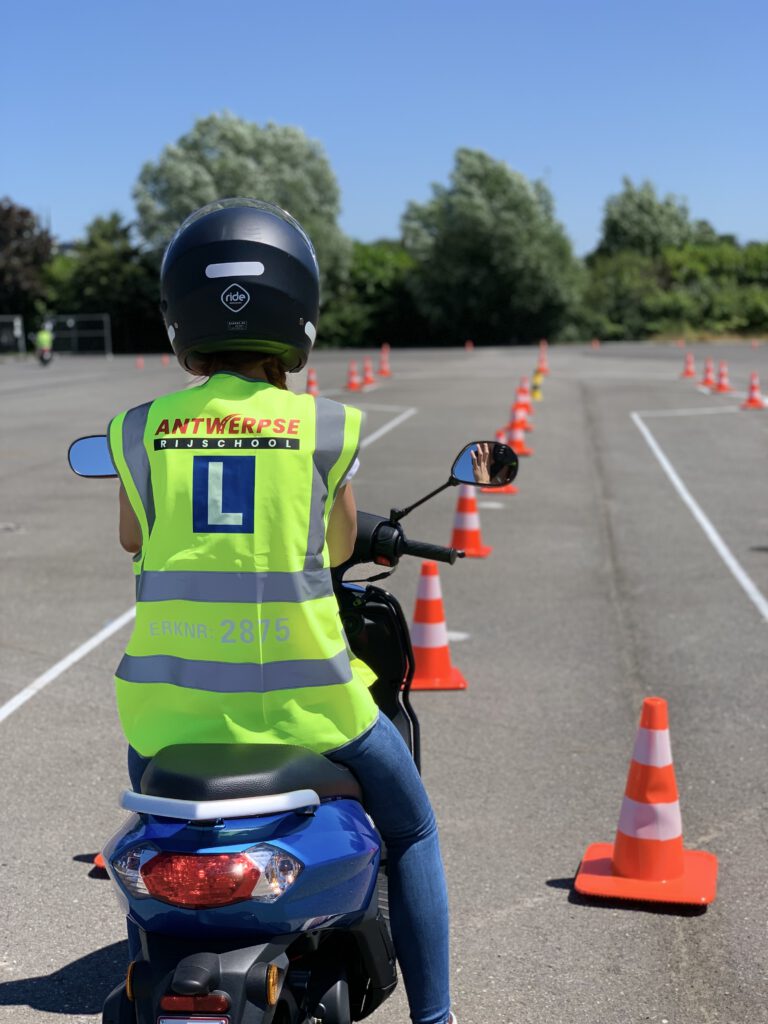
[122,402,155,533]
[116,650,354,693]
[304,398,348,571]
[137,567,334,603]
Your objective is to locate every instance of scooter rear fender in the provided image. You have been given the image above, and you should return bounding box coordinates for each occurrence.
[104,799,380,940]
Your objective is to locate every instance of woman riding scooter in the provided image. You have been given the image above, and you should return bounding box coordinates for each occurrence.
[108,198,453,1024]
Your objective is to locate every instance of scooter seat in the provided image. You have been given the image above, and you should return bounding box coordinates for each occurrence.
[140,743,363,804]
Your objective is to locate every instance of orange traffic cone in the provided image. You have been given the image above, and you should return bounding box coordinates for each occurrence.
[93,852,106,870]
[713,361,733,393]
[481,429,518,494]
[520,374,532,409]
[450,484,492,557]
[378,343,392,378]
[741,372,765,410]
[508,406,533,457]
[536,342,550,375]
[591,338,601,350]
[464,339,474,352]
[699,358,715,388]
[676,338,686,349]
[161,353,171,368]
[306,367,320,397]
[574,697,718,905]
[681,353,696,379]
[135,355,145,370]
[751,339,759,349]
[506,394,533,432]
[410,562,468,691]
[515,399,533,432]
[362,357,376,387]
[346,360,361,392]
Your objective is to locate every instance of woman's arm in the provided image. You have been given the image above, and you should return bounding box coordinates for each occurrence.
[327,483,357,566]
[118,484,142,553]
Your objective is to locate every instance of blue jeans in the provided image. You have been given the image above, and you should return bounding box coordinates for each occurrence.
[127,712,450,1024]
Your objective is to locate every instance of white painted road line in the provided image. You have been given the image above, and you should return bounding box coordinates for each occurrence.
[631,411,768,623]
[478,501,507,509]
[636,406,742,418]
[0,371,113,395]
[360,407,418,448]
[447,630,470,642]
[0,406,420,725]
[0,608,136,724]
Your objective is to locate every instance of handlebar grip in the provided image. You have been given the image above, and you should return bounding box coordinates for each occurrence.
[400,538,462,564]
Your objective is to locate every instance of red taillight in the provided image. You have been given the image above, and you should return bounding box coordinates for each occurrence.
[159,992,230,1012]
[141,851,260,908]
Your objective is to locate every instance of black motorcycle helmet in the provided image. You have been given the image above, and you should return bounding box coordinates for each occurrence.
[160,198,320,372]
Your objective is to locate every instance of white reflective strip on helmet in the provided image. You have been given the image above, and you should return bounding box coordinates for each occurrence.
[205,261,265,278]
[616,796,682,841]
[632,727,673,768]
[411,621,448,649]
[454,512,480,530]
[305,321,316,342]
[416,576,443,601]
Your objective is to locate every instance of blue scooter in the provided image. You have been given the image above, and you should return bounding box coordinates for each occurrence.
[67,436,518,1024]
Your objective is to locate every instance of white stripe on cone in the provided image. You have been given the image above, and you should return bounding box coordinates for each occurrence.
[416,576,443,601]
[631,728,673,767]
[617,796,683,841]
[454,512,481,530]
[411,621,449,649]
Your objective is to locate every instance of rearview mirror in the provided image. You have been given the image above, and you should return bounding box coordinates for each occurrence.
[451,441,518,487]
[68,435,117,478]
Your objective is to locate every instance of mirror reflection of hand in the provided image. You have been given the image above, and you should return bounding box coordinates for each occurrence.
[470,442,494,484]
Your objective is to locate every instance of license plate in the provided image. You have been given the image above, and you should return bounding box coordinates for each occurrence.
[157,1018,229,1024]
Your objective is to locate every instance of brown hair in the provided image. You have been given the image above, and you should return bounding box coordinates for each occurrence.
[187,350,288,389]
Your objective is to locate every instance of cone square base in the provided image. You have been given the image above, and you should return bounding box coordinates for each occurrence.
[574,842,718,905]
[410,666,468,691]
[462,544,493,558]
[481,484,517,494]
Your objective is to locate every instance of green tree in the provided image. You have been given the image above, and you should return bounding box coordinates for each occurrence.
[322,240,426,346]
[581,251,664,338]
[133,113,350,320]
[45,213,164,352]
[0,197,53,321]
[401,148,581,343]
[594,177,695,260]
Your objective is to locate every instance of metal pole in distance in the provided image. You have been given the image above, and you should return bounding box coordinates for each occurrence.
[14,316,25,355]
[102,313,113,359]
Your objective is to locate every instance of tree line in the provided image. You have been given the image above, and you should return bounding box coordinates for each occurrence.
[2,113,766,353]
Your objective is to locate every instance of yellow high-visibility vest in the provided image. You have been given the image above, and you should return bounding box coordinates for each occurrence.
[108,371,377,757]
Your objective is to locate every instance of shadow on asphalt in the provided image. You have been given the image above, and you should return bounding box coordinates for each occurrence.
[546,876,708,917]
[0,940,127,1014]
[72,852,110,879]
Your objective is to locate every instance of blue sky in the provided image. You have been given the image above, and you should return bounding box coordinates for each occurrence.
[2,0,766,254]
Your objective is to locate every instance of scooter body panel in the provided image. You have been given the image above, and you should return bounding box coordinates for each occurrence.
[106,799,380,940]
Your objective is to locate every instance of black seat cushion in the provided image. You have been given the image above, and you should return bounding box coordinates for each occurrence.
[141,744,363,804]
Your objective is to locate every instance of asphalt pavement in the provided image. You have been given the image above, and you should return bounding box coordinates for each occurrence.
[1,342,767,1024]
